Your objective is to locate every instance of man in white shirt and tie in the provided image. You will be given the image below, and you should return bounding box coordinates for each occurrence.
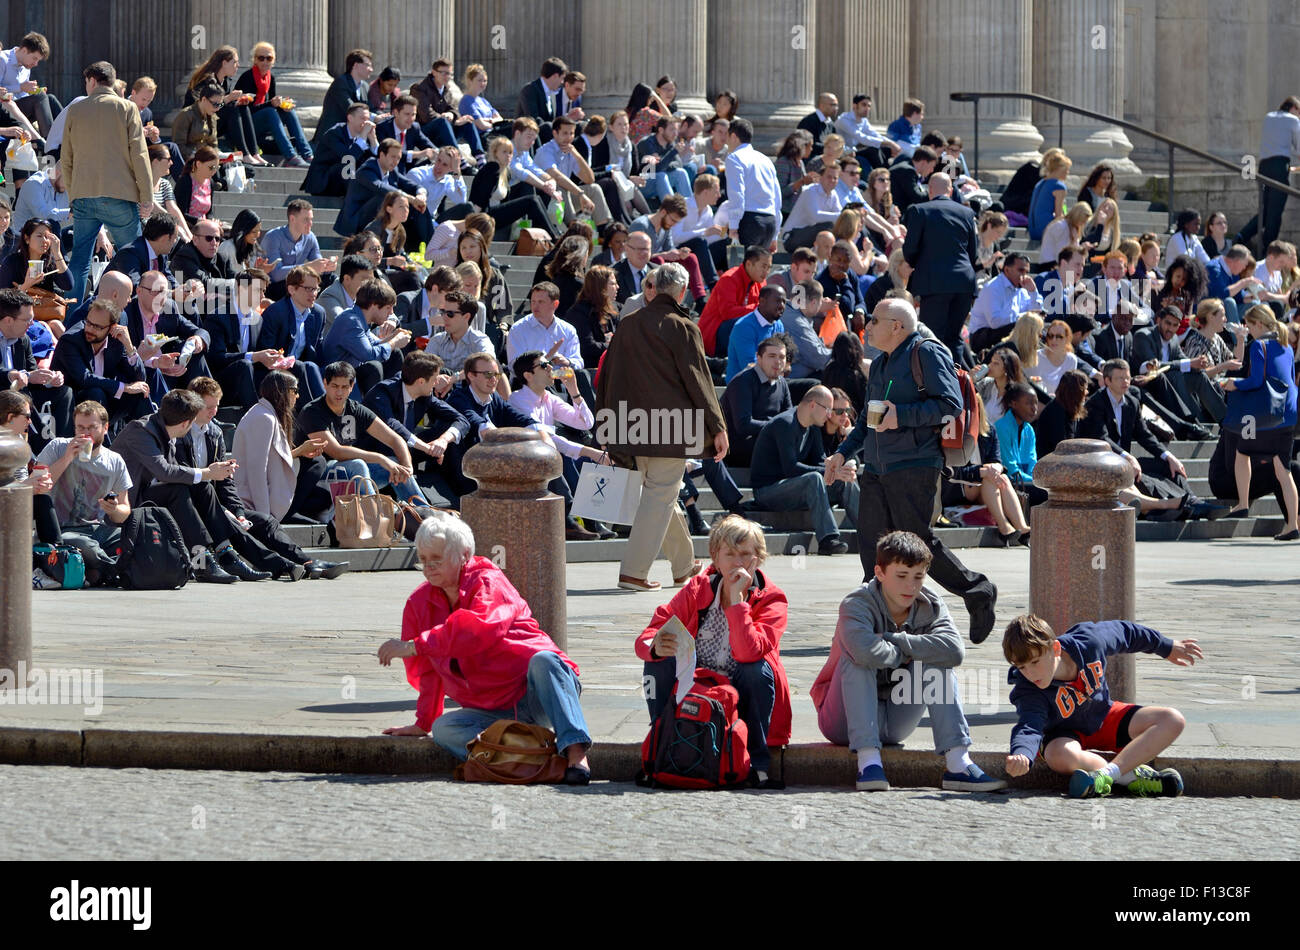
[724,119,781,251]
[968,252,1042,354]
[781,162,845,251]
[614,231,653,305]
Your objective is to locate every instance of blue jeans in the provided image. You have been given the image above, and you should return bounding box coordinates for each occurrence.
[753,470,858,543]
[421,117,484,156]
[69,197,142,302]
[644,657,775,771]
[367,461,428,505]
[651,168,691,200]
[253,107,313,160]
[817,655,971,754]
[430,651,591,760]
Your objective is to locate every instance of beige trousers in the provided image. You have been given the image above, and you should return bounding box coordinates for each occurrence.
[620,455,695,581]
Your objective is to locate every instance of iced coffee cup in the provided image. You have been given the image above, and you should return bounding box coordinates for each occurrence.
[866,399,888,429]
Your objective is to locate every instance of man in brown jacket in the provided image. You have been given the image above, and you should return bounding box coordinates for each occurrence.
[596,262,728,591]
[63,61,155,304]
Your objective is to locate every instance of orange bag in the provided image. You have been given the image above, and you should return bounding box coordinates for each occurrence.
[818,303,848,346]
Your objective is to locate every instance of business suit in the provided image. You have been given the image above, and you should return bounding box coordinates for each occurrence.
[1087,277,1151,324]
[517,78,557,144]
[395,288,440,338]
[177,420,308,575]
[374,118,436,174]
[1079,387,1187,501]
[255,296,326,399]
[303,123,375,197]
[362,375,469,506]
[2,332,75,440]
[113,411,233,550]
[203,304,261,408]
[613,258,651,304]
[1131,325,1221,426]
[442,379,539,500]
[317,280,358,339]
[106,237,174,288]
[336,157,431,244]
[171,241,237,284]
[122,300,212,395]
[322,305,404,395]
[315,73,368,145]
[1091,322,1133,363]
[901,195,979,360]
[889,163,929,217]
[50,326,151,427]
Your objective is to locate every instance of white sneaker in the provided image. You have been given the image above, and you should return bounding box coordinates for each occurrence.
[32,568,62,590]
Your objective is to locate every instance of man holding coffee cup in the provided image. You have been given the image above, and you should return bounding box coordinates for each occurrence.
[827,298,999,644]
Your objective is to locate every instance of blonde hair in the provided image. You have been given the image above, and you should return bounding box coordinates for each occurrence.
[455,260,482,298]
[252,42,275,63]
[1193,298,1224,329]
[1087,197,1122,254]
[1041,149,1071,176]
[821,133,844,155]
[978,210,1008,234]
[831,208,861,243]
[1002,312,1045,368]
[708,514,768,565]
[463,63,487,86]
[1244,303,1285,338]
[1064,202,1092,236]
[1118,238,1141,267]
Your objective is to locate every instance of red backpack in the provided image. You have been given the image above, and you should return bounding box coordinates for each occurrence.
[910,342,979,467]
[638,670,751,789]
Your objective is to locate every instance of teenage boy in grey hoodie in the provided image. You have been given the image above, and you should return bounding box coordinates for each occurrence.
[810,529,1007,792]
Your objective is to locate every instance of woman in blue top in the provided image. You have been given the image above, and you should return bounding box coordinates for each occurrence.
[1028,150,1071,241]
[993,381,1049,510]
[459,64,504,141]
[1222,304,1300,538]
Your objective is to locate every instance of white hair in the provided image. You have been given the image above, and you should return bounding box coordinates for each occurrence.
[875,297,918,333]
[414,511,475,563]
[652,262,689,296]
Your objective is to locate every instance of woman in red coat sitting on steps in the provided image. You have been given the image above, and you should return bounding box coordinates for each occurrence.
[636,515,791,788]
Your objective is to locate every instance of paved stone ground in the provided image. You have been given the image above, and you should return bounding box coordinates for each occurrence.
[0,765,1295,861]
[9,539,1300,758]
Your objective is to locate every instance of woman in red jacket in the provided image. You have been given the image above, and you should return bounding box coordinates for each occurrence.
[378,511,593,784]
[636,515,790,787]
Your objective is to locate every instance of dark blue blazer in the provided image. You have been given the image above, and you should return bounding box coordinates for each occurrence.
[901,195,978,297]
[516,78,556,124]
[122,300,209,351]
[107,237,174,288]
[361,375,470,451]
[204,306,257,374]
[315,73,368,144]
[445,379,534,453]
[51,326,145,396]
[303,123,375,196]
[255,296,325,365]
[337,158,421,236]
[374,118,435,174]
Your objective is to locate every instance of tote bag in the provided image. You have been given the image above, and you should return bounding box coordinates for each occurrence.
[571,458,643,525]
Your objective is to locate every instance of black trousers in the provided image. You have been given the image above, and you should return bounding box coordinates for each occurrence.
[81,385,152,440]
[229,508,309,572]
[856,465,989,597]
[486,194,556,237]
[1236,155,1290,252]
[738,211,777,250]
[214,360,258,409]
[289,454,333,521]
[140,480,233,552]
[918,293,975,362]
[16,92,60,137]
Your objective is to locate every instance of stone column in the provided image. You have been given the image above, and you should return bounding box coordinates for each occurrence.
[707,0,817,148]
[455,0,582,118]
[193,0,332,129]
[108,0,196,115]
[1029,439,1137,701]
[1151,0,1209,154]
[0,431,32,691]
[910,0,1042,177]
[460,429,567,650]
[580,0,710,118]
[815,0,909,124]
[329,0,455,91]
[1032,0,1139,179]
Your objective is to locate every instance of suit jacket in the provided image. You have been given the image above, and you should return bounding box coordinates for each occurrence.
[445,379,535,454]
[232,399,296,520]
[1091,323,1134,364]
[303,123,374,196]
[1131,325,1187,374]
[337,158,421,236]
[1079,388,1165,459]
[204,306,260,374]
[171,240,237,284]
[613,258,651,304]
[318,281,357,339]
[114,412,198,504]
[255,296,325,365]
[176,420,243,515]
[554,88,582,120]
[361,375,470,451]
[107,237,174,287]
[375,118,435,174]
[1087,277,1150,323]
[315,73,368,144]
[51,326,145,396]
[901,196,978,297]
[3,332,38,374]
[516,78,556,124]
[889,164,929,216]
[322,306,393,367]
[122,300,209,352]
[797,111,835,149]
[395,288,438,337]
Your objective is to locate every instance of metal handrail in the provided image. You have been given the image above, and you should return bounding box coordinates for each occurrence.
[950,91,1300,232]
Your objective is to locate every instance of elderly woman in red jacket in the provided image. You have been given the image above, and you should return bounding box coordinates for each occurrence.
[636,515,791,788]
[378,511,593,784]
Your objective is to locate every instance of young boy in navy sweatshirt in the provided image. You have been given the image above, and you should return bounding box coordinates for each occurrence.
[1002,614,1202,798]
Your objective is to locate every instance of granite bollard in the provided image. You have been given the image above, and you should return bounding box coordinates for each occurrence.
[1029,438,1137,701]
[0,429,32,687]
[460,428,567,650]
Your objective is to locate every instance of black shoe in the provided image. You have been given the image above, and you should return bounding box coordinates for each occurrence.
[306,559,349,580]
[1275,528,1300,541]
[274,561,307,582]
[686,504,710,536]
[965,581,998,644]
[1181,424,1213,441]
[565,516,599,540]
[1018,530,1031,547]
[996,529,1019,547]
[563,766,591,786]
[219,549,272,581]
[196,558,238,584]
[746,772,785,790]
[818,535,849,555]
[585,519,617,540]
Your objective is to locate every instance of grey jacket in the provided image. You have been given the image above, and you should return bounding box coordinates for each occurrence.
[835,579,964,671]
[781,304,832,378]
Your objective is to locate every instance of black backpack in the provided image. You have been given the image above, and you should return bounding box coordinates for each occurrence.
[114,503,191,590]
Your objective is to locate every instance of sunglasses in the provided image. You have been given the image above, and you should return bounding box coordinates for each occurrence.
[831,407,850,415]
[1046,333,1067,340]
[256,55,274,62]
[196,234,219,242]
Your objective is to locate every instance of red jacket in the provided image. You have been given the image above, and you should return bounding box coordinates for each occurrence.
[401,557,578,732]
[698,264,763,356]
[635,566,791,745]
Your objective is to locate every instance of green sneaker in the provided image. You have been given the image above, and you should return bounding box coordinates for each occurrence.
[1068,768,1113,799]
[1123,764,1184,797]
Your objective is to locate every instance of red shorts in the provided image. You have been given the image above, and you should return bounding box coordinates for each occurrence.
[1042,702,1141,755]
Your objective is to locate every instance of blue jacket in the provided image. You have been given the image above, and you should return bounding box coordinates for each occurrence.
[303,122,376,196]
[322,305,393,367]
[993,411,1037,484]
[837,333,962,474]
[724,310,784,382]
[255,296,325,365]
[106,237,174,287]
[1008,621,1173,760]
[337,157,421,236]
[1223,337,1298,432]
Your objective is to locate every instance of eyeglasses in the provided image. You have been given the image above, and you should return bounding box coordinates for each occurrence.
[298,285,320,295]
[812,402,834,412]
[470,370,501,379]
[532,362,551,372]
[85,321,113,331]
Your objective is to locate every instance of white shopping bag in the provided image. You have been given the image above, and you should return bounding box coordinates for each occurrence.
[6,138,38,171]
[223,162,250,194]
[571,460,643,525]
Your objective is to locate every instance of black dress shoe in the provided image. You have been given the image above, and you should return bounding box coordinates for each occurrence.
[1181,424,1213,441]
[196,559,238,584]
[274,561,307,582]
[563,766,591,786]
[219,549,271,581]
[306,559,349,580]
[685,504,710,536]
[1275,529,1300,541]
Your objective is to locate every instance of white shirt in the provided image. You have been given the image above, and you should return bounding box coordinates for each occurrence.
[1034,348,1079,396]
[1259,110,1300,161]
[507,386,594,458]
[1255,261,1282,294]
[670,195,721,245]
[505,314,584,369]
[834,111,885,150]
[781,181,844,233]
[724,143,781,217]
[969,274,1043,334]
[1164,231,1211,270]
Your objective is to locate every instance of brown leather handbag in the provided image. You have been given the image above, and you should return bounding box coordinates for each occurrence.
[28,287,70,322]
[332,475,402,548]
[515,228,553,256]
[454,720,569,784]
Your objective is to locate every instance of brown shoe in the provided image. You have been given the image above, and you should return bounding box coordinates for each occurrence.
[565,516,599,540]
[672,560,704,586]
[618,574,662,592]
